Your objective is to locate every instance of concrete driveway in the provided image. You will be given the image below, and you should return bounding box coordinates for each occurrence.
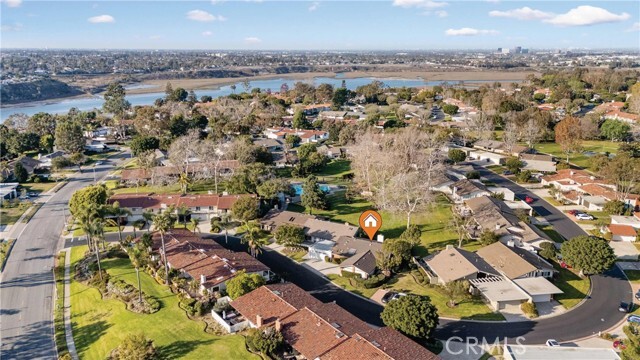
[609,241,639,260]
[301,257,342,276]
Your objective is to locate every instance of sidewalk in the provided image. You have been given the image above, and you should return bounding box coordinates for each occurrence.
[63,249,79,360]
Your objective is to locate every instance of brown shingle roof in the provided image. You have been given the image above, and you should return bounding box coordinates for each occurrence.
[109,193,252,210]
[476,242,552,279]
[361,327,440,360]
[426,246,497,283]
[231,286,298,325]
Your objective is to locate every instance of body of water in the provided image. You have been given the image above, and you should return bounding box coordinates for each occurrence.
[291,183,332,196]
[0,76,511,121]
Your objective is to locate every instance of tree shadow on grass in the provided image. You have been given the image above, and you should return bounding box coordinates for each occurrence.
[156,339,215,359]
[72,320,111,355]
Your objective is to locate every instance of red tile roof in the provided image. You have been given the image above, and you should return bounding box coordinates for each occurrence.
[281,307,349,360]
[542,169,611,187]
[231,286,298,326]
[608,224,638,237]
[109,193,253,210]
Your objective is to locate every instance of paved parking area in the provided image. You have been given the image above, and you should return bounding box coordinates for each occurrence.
[301,257,342,276]
[500,304,529,322]
[536,300,566,319]
[609,241,639,260]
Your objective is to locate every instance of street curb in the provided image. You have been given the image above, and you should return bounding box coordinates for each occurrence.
[0,238,17,273]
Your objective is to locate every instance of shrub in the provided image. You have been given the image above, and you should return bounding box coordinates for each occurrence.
[521,302,538,318]
[340,270,363,279]
[361,274,388,289]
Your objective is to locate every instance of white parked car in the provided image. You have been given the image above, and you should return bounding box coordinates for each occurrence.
[575,213,594,220]
[546,339,560,347]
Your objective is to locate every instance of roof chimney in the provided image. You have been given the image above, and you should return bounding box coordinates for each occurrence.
[507,240,515,247]
[200,274,206,285]
[377,234,384,243]
[256,315,263,327]
[275,318,282,332]
[570,171,574,176]
[446,244,454,250]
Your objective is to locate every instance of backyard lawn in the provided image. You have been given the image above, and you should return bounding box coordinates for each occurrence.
[288,193,475,256]
[625,270,640,283]
[533,141,620,169]
[553,263,591,309]
[327,274,380,298]
[69,246,258,360]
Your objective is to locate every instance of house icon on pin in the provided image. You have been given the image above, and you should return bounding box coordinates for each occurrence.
[363,214,378,228]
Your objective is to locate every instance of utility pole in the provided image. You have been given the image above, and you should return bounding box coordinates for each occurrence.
[62,207,69,231]
[93,166,96,183]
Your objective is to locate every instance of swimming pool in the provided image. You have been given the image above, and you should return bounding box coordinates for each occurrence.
[291,183,332,196]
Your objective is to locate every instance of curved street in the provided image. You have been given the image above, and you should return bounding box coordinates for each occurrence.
[0,153,130,360]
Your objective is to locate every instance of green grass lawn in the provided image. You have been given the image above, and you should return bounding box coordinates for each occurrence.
[315,159,352,179]
[72,226,121,237]
[543,196,563,207]
[536,225,566,243]
[283,248,307,263]
[553,263,591,309]
[387,273,504,321]
[69,246,257,360]
[1,239,16,271]
[290,193,479,257]
[54,251,68,357]
[0,202,31,225]
[533,141,620,169]
[327,274,380,298]
[19,181,59,194]
[112,180,226,195]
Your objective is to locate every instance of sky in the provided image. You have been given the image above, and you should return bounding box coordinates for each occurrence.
[1,0,639,50]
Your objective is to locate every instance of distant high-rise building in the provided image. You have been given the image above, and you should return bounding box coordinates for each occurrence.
[521,48,529,54]
[501,48,510,54]
[497,47,502,53]
[514,46,522,54]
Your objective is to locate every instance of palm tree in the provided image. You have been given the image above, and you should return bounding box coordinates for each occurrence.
[177,173,191,195]
[129,246,147,304]
[77,205,101,252]
[190,217,201,234]
[105,202,132,246]
[241,222,269,258]
[142,211,154,232]
[86,217,105,280]
[153,210,174,285]
[177,205,191,229]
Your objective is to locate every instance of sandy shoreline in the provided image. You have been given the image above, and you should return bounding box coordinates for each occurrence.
[127,70,535,95]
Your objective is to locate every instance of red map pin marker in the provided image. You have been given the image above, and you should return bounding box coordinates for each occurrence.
[359,210,382,241]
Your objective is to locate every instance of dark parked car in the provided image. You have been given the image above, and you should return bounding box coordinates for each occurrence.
[619,301,633,313]
[635,290,640,301]
[568,210,579,216]
[381,292,398,304]
[502,170,512,175]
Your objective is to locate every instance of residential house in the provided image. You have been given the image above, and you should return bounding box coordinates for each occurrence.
[610,215,640,230]
[37,151,65,169]
[541,169,615,205]
[0,183,19,200]
[468,150,507,165]
[333,236,383,279]
[303,103,332,116]
[146,229,272,294]
[108,193,254,221]
[519,154,556,173]
[316,145,340,159]
[607,224,638,242]
[153,149,169,166]
[228,283,440,360]
[464,196,551,248]
[264,127,329,144]
[476,242,556,280]
[8,156,41,176]
[85,139,109,152]
[449,179,490,203]
[424,245,498,285]
[252,138,284,152]
[318,111,347,120]
[84,126,114,140]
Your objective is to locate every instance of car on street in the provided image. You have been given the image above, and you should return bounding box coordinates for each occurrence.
[502,170,512,175]
[27,192,38,197]
[619,301,633,313]
[614,340,627,350]
[636,290,640,301]
[524,196,535,204]
[568,210,580,216]
[95,161,103,165]
[575,213,594,221]
[546,339,560,347]
[560,261,571,269]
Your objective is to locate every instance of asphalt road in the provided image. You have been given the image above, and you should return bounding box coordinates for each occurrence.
[0,152,130,360]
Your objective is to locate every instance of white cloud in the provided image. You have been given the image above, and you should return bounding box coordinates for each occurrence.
[627,22,640,32]
[1,22,22,31]
[544,5,630,27]
[435,10,447,17]
[393,0,447,9]
[489,7,553,20]
[149,35,162,40]
[1,0,22,8]
[309,1,319,12]
[445,28,499,36]
[186,10,226,22]
[87,15,115,23]
[244,36,262,44]
[202,31,213,36]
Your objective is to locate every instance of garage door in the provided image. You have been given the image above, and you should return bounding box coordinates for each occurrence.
[531,294,551,303]
[498,300,522,310]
